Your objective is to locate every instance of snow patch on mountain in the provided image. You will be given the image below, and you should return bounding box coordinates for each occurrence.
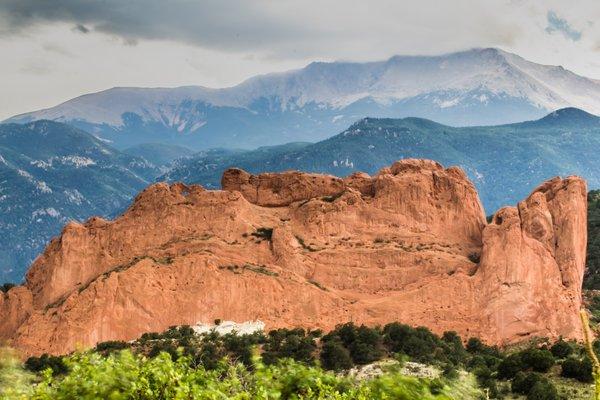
[6,48,600,147]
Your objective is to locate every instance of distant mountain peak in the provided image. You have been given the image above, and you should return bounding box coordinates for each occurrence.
[546,107,598,119]
[6,49,600,149]
[527,107,600,128]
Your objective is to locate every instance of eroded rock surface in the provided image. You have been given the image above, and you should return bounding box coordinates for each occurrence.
[0,159,587,356]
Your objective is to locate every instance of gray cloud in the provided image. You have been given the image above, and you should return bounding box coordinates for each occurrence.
[1,0,600,121]
[546,11,582,41]
[0,0,318,55]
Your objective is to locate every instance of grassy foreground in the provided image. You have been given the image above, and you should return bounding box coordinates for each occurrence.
[2,320,600,399]
[0,347,475,399]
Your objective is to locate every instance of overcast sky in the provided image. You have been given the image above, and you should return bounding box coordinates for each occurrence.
[1,0,599,120]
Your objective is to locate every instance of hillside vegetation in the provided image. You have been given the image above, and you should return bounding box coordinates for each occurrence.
[3,322,600,399]
[585,190,600,289]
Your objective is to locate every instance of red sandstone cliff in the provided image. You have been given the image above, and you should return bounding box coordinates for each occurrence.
[0,159,587,356]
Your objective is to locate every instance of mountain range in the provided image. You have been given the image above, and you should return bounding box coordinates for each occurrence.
[0,121,159,283]
[163,107,600,214]
[1,107,599,283]
[6,48,600,150]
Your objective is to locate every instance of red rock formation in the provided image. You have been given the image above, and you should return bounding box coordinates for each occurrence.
[0,160,587,356]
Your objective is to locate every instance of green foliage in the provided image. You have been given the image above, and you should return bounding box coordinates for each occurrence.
[441,363,459,380]
[12,321,600,398]
[320,339,354,371]
[95,340,129,354]
[497,353,524,379]
[324,323,385,366]
[520,348,555,373]
[561,357,593,383]
[24,353,68,376]
[512,371,544,394]
[4,349,456,399]
[549,339,573,359]
[585,190,600,289]
[527,379,559,400]
[0,347,34,398]
[262,328,317,365]
[511,371,559,400]
[382,323,467,365]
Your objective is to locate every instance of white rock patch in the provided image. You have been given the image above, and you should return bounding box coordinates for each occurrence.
[193,320,265,336]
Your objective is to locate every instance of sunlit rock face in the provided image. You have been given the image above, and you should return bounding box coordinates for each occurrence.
[0,159,587,356]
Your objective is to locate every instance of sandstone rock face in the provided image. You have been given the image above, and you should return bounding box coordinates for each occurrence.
[0,159,587,356]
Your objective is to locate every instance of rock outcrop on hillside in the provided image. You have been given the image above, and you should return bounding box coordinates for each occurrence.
[0,159,587,356]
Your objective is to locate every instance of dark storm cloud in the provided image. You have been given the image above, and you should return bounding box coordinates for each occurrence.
[546,11,582,41]
[0,0,316,52]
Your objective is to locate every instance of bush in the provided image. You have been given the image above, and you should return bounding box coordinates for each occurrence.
[148,342,179,360]
[561,357,593,382]
[320,340,353,371]
[221,331,264,367]
[511,371,558,399]
[466,337,501,358]
[95,340,128,353]
[466,337,485,353]
[550,339,572,359]
[383,323,449,363]
[325,323,384,366]
[497,353,524,379]
[512,372,544,395]
[520,348,555,373]
[262,328,317,365]
[527,379,559,400]
[24,354,68,376]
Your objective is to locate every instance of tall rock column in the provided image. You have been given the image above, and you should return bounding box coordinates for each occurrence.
[477,177,587,343]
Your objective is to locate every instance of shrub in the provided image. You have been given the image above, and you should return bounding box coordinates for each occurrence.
[222,332,264,367]
[262,328,317,365]
[95,340,128,353]
[527,379,559,400]
[466,337,501,358]
[520,348,555,373]
[512,372,544,395]
[319,340,353,371]
[325,323,384,365]
[383,323,449,363]
[139,331,161,342]
[550,339,572,359]
[24,354,68,376]
[561,357,593,382]
[383,322,415,353]
[148,342,179,360]
[497,353,524,379]
[195,340,224,370]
